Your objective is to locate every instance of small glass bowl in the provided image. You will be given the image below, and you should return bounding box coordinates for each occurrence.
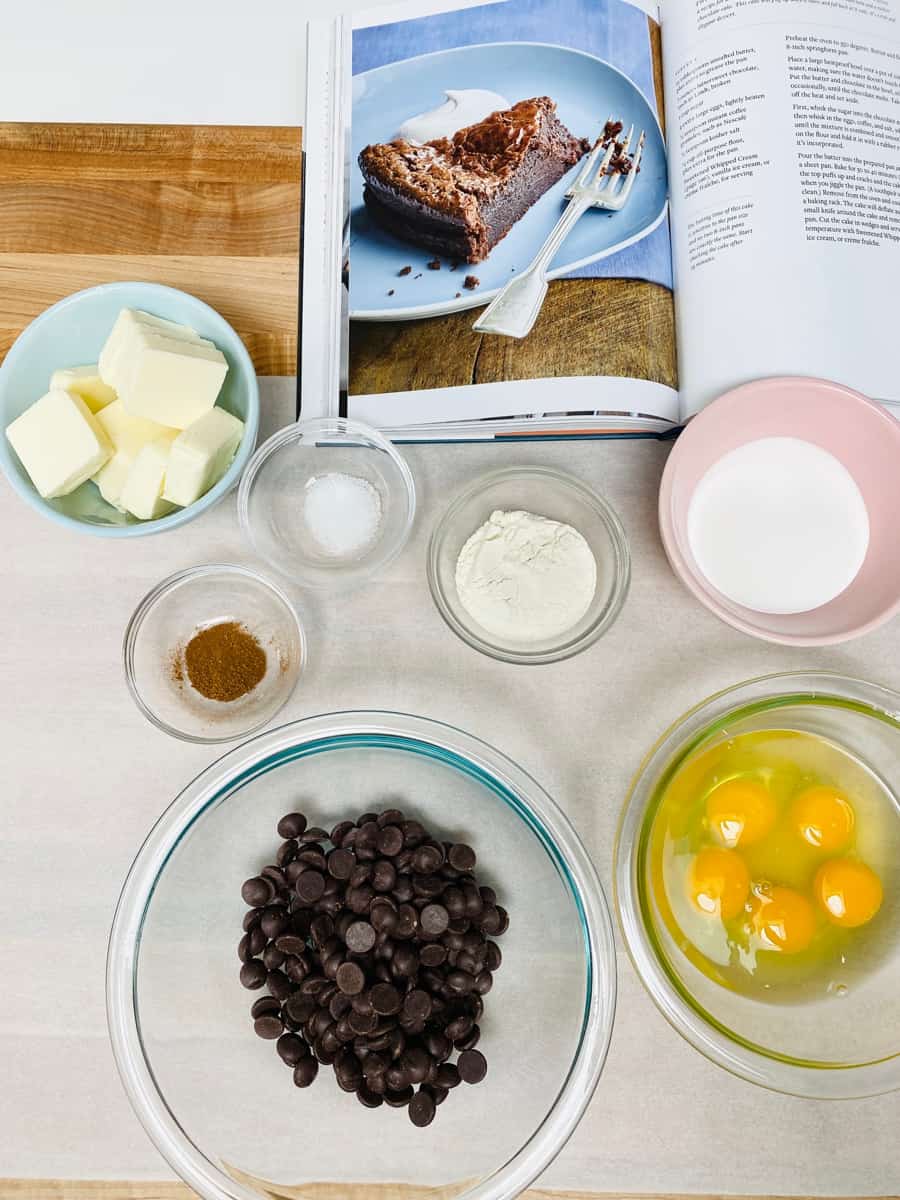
[615,672,900,1098]
[427,466,630,664]
[238,417,416,589]
[123,564,305,743]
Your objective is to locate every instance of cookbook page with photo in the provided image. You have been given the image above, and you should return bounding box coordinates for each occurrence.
[303,0,679,437]
[662,0,900,416]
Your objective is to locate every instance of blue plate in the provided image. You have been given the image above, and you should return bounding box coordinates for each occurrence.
[0,282,259,538]
[350,41,668,321]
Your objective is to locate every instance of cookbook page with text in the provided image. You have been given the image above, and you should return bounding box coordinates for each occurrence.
[663,0,900,416]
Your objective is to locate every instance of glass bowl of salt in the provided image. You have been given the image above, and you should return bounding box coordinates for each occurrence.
[238,417,416,589]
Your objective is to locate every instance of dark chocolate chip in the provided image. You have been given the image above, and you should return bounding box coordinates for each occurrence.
[253,1014,283,1039]
[370,982,402,1015]
[376,825,404,856]
[276,1032,309,1065]
[345,920,376,954]
[336,961,366,996]
[403,989,432,1023]
[436,1062,460,1088]
[330,820,355,846]
[458,1048,487,1083]
[408,1088,436,1127]
[295,870,326,904]
[239,960,267,990]
[356,1084,383,1108]
[292,1056,319,1087]
[420,903,449,936]
[448,843,476,872]
[241,876,274,907]
[262,943,285,971]
[251,995,281,1019]
[277,812,307,839]
[327,847,355,879]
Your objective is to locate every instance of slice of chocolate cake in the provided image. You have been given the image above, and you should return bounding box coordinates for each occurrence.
[358,97,589,263]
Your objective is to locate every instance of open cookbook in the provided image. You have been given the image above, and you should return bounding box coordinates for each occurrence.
[301,0,900,440]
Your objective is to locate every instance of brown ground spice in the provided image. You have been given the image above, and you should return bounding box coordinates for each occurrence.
[179,621,267,702]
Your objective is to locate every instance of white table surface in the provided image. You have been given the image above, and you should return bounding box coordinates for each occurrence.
[0,0,656,125]
[1,0,897,1190]
[2,380,898,1192]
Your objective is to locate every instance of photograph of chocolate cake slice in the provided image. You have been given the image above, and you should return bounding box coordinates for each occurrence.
[358,97,590,263]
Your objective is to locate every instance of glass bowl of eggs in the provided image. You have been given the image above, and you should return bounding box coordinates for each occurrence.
[615,672,899,1098]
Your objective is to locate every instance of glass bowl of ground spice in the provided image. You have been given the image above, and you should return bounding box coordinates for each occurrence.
[124,564,305,742]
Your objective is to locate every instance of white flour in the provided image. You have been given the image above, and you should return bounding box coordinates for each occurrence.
[455,509,597,642]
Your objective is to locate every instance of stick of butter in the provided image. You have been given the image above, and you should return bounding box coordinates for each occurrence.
[162,407,244,507]
[49,365,117,414]
[92,400,177,510]
[120,432,179,521]
[99,308,228,429]
[6,389,112,498]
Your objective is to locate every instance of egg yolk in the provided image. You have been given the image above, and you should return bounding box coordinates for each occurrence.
[750,884,817,953]
[706,778,776,848]
[789,786,855,852]
[687,847,750,920]
[814,857,883,928]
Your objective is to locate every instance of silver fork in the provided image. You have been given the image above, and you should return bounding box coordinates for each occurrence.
[472,123,645,339]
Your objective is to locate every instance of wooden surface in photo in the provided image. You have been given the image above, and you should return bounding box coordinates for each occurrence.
[350,277,677,396]
[0,123,303,375]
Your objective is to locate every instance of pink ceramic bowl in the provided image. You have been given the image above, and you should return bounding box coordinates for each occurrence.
[659,376,900,645]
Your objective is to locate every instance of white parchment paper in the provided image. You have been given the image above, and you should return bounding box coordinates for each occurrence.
[1,380,898,1192]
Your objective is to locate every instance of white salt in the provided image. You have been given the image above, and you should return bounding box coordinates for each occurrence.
[687,437,869,614]
[303,472,383,558]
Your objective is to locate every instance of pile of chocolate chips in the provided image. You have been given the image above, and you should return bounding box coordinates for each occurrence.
[239,808,509,1128]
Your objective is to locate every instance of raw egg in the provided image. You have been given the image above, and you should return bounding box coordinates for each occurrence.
[814,857,883,928]
[749,884,817,954]
[789,785,854,852]
[649,728,893,1001]
[706,777,776,847]
[687,846,750,919]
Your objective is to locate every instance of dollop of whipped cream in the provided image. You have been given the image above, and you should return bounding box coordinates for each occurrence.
[398,89,510,144]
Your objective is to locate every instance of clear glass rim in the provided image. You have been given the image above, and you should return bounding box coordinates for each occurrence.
[237,417,417,590]
[426,466,631,665]
[106,710,617,1200]
[122,562,307,744]
[614,670,900,1099]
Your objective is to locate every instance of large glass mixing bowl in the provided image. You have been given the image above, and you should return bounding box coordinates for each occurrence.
[615,673,900,1098]
[108,712,616,1200]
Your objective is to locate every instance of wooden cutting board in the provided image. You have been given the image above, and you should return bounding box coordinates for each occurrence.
[0,123,303,375]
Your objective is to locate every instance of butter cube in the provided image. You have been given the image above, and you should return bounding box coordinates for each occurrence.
[50,365,117,413]
[163,407,244,507]
[6,389,111,498]
[98,309,214,390]
[92,400,176,510]
[113,308,213,347]
[99,307,228,429]
[120,432,179,521]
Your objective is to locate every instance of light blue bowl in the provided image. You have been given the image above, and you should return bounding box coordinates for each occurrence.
[0,282,260,537]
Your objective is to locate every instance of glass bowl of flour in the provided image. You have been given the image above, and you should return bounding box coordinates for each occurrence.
[427,466,630,664]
